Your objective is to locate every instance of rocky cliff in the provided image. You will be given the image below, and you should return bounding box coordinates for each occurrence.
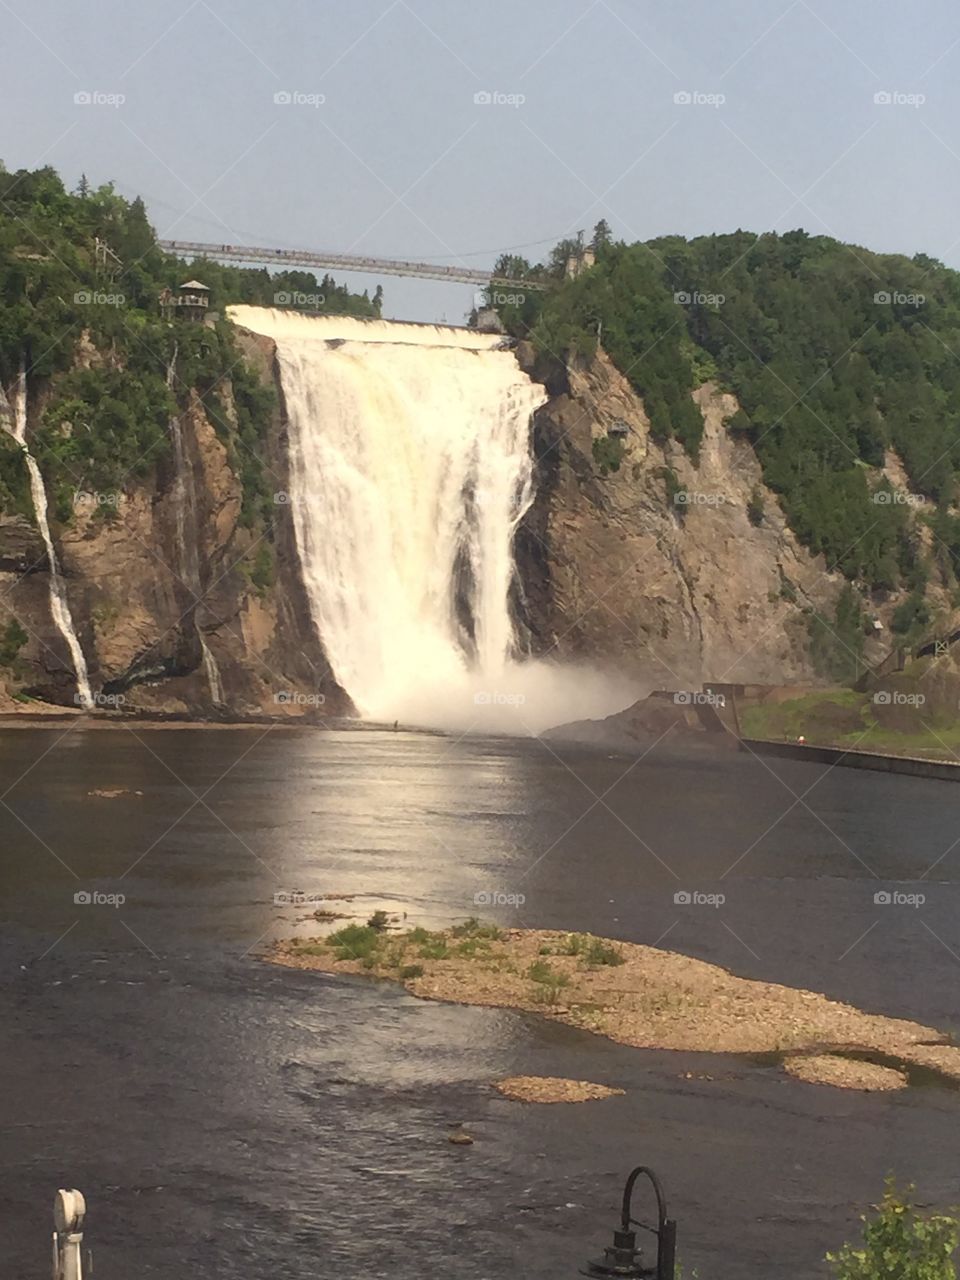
[0,329,351,718]
[0,329,932,719]
[516,344,867,690]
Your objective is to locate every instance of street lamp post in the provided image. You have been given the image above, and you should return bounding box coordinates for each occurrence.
[581,1166,677,1279]
[52,1190,87,1280]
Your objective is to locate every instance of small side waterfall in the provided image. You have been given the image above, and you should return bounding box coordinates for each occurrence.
[200,634,225,704]
[5,359,93,708]
[166,346,224,706]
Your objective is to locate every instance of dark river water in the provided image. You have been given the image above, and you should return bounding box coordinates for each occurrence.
[2,724,959,1279]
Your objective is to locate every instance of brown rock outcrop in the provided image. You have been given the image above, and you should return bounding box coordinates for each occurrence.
[516,347,847,689]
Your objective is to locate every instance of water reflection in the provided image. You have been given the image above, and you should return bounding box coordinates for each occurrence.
[2,726,960,1278]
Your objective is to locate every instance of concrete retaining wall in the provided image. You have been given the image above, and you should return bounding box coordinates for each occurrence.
[741,737,960,782]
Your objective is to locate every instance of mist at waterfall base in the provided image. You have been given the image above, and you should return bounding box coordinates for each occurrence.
[231,309,634,734]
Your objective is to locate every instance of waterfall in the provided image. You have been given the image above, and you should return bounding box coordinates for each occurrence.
[4,359,93,709]
[166,346,224,706]
[230,308,633,733]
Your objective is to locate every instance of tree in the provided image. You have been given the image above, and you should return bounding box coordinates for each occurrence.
[592,219,612,253]
[828,1181,959,1280]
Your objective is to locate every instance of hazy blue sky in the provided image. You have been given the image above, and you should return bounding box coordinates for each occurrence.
[2,0,959,320]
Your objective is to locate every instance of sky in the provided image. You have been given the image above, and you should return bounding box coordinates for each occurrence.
[2,0,959,322]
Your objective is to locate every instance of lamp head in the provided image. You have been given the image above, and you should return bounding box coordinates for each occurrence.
[54,1190,86,1234]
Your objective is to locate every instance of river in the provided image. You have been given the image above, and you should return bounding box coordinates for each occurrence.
[2,725,958,1278]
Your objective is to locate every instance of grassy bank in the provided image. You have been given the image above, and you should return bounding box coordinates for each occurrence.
[740,689,960,760]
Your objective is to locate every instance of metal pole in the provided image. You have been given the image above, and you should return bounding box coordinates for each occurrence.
[658,1218,677,1280]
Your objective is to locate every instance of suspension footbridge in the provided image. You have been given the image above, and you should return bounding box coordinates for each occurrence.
[157,240,547,290]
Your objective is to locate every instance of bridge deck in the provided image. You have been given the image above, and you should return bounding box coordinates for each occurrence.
[158,241,546,290]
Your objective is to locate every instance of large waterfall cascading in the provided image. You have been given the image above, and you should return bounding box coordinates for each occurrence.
[5,360,94,709]
[230,308,630,732]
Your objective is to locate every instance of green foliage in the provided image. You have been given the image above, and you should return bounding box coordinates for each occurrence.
[417,935,450,960]
[450,917,502,940]
[0,435,29,516]
[827,1181,959,1280]
[454,937,493,958]
[0,162,374,533]
[592,435,625,474]
[0,618,28,667]
[527,958,571,1004]
[247,543,274,596]
[558,933,588,956]
[659,466,682,509]
[593,220,613,254]
[326,923,381,962]
[399,964,424,980]
[583,937,625,966]
[558,932,625,965]
[366,910,390,931]
[509,227,960,590]
[37,362,173,500]
[747,486,765,527]
[527,960,569,986]
[808,585,866,684]
[892,591,931,638]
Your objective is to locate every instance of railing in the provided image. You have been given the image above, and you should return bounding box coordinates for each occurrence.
[158,240,548,290]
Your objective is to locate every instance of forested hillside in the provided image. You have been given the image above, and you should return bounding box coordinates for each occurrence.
[495,228,960,611]
[0,163,378,526]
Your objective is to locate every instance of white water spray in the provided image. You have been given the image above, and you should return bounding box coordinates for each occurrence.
[230,308,633,733]
[5,360,93,708]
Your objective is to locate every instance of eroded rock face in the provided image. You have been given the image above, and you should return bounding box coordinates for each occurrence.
[0,330,351,718]
[516,347,847,689]
[1,335,933,718]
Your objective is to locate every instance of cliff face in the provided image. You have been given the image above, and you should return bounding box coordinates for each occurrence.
[515,345,853,690]
[0,329,351,718]
[0,330,929,719]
